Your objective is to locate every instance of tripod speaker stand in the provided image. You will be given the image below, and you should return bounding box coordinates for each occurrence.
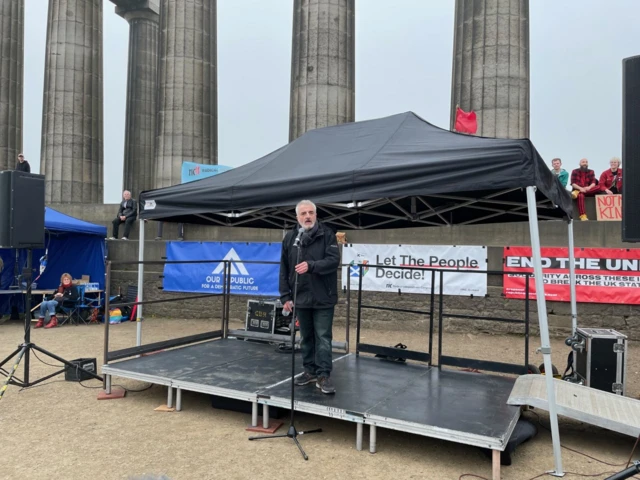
[248,228,322,460]
[0,249,103,401]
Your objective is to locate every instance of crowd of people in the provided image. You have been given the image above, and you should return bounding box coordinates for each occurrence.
[550,157,623,221]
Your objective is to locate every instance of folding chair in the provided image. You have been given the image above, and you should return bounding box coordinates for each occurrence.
[58,285,86,326]
[124,285,138,321]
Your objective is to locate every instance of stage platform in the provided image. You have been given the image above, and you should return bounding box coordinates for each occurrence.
[102,338,520,471]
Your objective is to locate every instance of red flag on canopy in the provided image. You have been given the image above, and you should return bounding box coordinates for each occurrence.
[454,106,478,134]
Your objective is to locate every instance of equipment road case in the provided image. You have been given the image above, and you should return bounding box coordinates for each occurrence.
[575,328,627,395]
[245,299,289,335]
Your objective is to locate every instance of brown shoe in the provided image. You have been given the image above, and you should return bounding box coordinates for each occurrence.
[34,318,45,329]
[44,316,58,329]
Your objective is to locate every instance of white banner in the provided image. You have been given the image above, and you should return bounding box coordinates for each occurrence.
[342,244,487,296]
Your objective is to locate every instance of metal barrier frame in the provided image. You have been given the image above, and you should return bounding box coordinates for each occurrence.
[350,263,532,375]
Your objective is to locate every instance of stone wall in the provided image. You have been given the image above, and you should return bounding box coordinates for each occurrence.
[53,201,639,340]
[108,265,640,342]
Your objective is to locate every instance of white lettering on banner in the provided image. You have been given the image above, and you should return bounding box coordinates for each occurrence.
[503,246,640,304]
[506,256,640,272]
[342,244,487,296]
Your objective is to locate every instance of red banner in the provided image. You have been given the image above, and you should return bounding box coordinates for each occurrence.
[503,246,640,304]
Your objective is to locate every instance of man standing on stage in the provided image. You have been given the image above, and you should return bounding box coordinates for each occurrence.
[279,200,340,394]
[570,158,599,221]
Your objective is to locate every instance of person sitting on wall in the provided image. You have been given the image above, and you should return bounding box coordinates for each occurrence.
[599,157,623,195]
[550,158,569,188]
[570,158,599,221]
[34,273,79,329]
[109,190,137,240]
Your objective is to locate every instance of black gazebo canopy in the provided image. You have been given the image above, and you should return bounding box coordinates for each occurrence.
[139,112,572,230]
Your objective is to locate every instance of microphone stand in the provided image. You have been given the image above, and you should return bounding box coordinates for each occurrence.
[605,461,639,480]
[249,229,322,460]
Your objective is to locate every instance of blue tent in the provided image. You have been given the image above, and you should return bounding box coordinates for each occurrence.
[0,208,106,314]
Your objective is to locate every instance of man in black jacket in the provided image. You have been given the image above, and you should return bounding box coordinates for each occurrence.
[279,200,340,394]
[15,153,30,172]
[110,190,137,240]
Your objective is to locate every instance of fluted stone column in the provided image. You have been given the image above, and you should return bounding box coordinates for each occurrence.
[111,1,159,198]
[0,0,24,171]
[41,0,104,203]
[450,0,529,138]
[289,0,355,142]
[155,0,217,188]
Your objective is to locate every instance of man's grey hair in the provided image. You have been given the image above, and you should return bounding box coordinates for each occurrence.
[295,200,316,215]
[123,190,131,195]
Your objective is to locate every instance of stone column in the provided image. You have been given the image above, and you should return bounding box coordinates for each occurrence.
[155,0,217,188]
[111,1,160,198]
[41,0,104,203]
[0,0,24,171]
[289,0,355,142]
[450,0,529,138]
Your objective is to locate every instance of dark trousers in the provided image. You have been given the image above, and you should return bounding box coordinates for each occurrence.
[112,216,135,238]
[296,307,334,378]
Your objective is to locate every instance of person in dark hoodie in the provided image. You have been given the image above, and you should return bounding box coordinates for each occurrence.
[279,200,340,394]
[15,153,30,172]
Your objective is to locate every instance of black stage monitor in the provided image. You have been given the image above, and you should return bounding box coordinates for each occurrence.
[0,171,45,249]
[622,55,640,242]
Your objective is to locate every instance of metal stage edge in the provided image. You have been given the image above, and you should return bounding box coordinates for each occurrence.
[101,342,518,457]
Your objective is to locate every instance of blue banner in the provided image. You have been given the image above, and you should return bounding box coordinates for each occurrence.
[163,242,281,296]
[181,161,232,183]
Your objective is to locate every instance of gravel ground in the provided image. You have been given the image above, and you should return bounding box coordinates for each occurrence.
[1,316,639,480]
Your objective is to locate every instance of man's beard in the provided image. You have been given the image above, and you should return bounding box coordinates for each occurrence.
[301,221,316,231]
[580,166,589,171]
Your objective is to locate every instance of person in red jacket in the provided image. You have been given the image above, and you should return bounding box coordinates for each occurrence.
[599,157,623,195]
[34,273,78,329]
[570,158,599,221]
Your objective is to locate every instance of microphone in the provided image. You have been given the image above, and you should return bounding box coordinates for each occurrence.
[293,227,305,247]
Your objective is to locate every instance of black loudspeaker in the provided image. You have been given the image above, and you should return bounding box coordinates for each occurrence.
[622,55,640,242]
[0,171,45,249]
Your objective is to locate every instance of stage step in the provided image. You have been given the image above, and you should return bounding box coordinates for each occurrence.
[508,374,640,437]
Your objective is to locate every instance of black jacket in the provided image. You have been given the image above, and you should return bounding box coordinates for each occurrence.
[51,284,79,303]
[15,161,30,173]
[279,222,340,308]
[117,199,137,219]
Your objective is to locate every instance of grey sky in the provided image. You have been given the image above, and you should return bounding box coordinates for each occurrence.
[22,0,639,203]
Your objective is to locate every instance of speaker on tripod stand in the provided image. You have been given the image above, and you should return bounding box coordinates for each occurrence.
[0,171,102,400]
[0,171,46,249]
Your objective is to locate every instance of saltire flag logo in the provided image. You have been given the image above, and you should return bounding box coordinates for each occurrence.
[349,259,369,277]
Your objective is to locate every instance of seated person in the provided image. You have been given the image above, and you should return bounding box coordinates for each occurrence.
[550,158,569,188]
[570,158,599,221]
[34,273,79,329]
[599,157,623,195]
[110,190,137,240]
